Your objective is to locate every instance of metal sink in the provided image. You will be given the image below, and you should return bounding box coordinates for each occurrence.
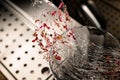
[0,0,55,80]
[0,0,82,80]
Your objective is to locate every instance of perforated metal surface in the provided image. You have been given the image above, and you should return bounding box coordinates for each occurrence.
[1,0,120,80]
[0,4,55,80]
[0,0,82,79]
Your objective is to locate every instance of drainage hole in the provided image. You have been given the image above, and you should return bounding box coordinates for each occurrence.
[32,45,35,48]
[15,18,19,21]
[31,57,35,60]
[26,28,30,31]
[23,64,27,67]
[0,39,3,42]
[14,28,17,31]
[30,70,34,74]
[37,77,41,80]
[3,18,6,22]
[5,45,8,48]
[15,70,19,74]
[25,39,29,42]
[18,45,22,48]
[3,57,7,60]
[38,64,42,67]
[13,39,16,42]
[17,57,21,60]
[21,23,24,26]
[9,13,13,17]
[11,51,14,54]
[25,51,28,54]
[53,78,56,80]
[0,28,4,32]
[39,51,42,54]
[19,33,23,37]
[9,64,13,67]
[8,23,12,26]
[41,67,50,75]
[50,34,53,37]
[5,33,9,37]
[22,77,26,80]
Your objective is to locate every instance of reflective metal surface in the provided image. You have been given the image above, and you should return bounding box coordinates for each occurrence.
[0,0,83,80]
[0,2,54,80]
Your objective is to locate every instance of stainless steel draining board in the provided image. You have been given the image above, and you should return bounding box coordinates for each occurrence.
[0,1,54,80]
[0,0,85,80]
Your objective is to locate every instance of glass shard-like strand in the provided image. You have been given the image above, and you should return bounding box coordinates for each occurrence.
[63,25,68,30]
[51,10,57,16]
[35,19,40,23]
[58,10,62,22]
[32,32,38,42]
[58,2,64,9]
[58,1,70,22]
[55,55,61,60]
[54,20,60,27]
[43,23,50,29]
[32,36,38,42]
